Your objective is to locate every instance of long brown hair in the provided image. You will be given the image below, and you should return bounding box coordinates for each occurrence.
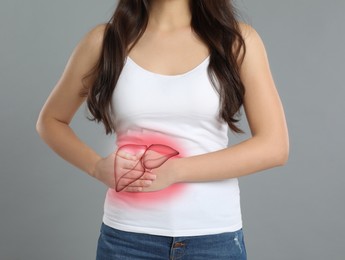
[80,0,246,135]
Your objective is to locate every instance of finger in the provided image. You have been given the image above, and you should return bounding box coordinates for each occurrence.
[123,160,141,170]
[116,150,137,160]
[118,169,145,179]
[130,160,145,171]
[123,187,143,192]
[135,150,145,159]
[118,170,156,181]
[116,171,149,187]
[124,179,152,188]
[141,172,157,181]
[115,157,141,170]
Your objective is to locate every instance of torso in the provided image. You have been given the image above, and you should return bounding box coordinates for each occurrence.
[127,26,210,76]
[103,29,243,235]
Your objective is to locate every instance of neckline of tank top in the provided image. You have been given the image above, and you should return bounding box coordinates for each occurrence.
[125,55,210,78]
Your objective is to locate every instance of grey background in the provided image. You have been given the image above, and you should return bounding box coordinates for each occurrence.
[1,0,344,259]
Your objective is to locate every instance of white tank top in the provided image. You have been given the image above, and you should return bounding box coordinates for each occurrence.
[102,54,243,237]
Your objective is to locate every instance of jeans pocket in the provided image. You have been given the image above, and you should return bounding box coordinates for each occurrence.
[231,229,247,259]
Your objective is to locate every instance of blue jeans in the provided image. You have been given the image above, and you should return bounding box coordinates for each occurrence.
[96,222,247,260]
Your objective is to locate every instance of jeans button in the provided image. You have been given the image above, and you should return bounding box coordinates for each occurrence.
[173,242,185,248]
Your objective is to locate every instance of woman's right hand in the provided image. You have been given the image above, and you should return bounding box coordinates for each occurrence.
[93,150,156,191]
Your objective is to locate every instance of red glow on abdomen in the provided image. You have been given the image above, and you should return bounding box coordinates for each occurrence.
[113,132,187,205]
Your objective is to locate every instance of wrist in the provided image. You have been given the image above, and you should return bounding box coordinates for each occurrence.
[171,157,184,183]
[89,155,102,179]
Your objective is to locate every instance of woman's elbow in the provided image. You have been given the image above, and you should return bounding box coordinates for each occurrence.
[35,117,45,135]
[35,115,57,138]
[276,149,289,166]
[36,114,50,136]
[272,141,289,166]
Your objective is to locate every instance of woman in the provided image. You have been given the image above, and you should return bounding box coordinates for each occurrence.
[36,0,289,259]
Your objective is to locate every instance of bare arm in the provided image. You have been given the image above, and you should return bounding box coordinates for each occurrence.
[142,24,289,191]
[36,24,155,190]
[36,25,105,177]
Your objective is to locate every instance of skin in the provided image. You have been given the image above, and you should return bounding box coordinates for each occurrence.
[36,0,289,193]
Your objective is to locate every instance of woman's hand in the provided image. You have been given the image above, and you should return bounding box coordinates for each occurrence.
[93,150,156,191]
[114,149,157,192]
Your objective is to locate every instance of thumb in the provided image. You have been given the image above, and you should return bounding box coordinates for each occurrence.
[135,150,145,159]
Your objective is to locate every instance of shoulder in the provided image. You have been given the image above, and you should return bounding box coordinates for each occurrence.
[63,23,108,78]
[237,22,267,56]
[76,23,107,60]
[236,22,269,70]
[85,23,107,43]
[237,22,262,44]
